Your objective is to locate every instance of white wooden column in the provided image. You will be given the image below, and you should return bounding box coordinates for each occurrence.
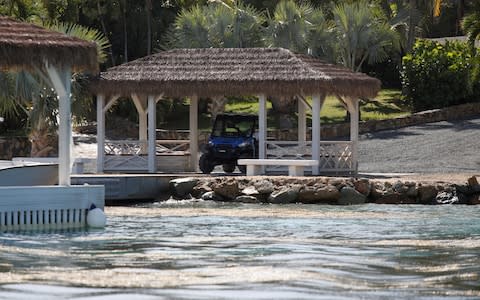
[346,97,359,174]
[132,94,148,154]
[189,95,199,172]
[139,113,147,153]
[46,65,71,186]
[298,98,306,142]
[147,95,156,173]
[311,94,324,175]
[96,95,119,173]
[258,94,267,160]
[96,94,105,173]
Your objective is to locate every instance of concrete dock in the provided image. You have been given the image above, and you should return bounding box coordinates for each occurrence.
[71,173,213,202]
[71,174,183,202]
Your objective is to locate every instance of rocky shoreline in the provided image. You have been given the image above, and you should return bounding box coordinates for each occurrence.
[169,176,480,205]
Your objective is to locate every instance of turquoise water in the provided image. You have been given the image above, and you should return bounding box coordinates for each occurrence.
[0,201,479,299]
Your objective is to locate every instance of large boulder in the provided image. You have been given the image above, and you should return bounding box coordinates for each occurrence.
[254,180,275,194]
[201,191,224,201]
[354,178,371,196]
[375,192,416,204]
[338,186,366,205]
[469,195,480,205]
[192,182,212,198]
[468,176,480,192]
[170,177,199,197]
[417,184,438,204]
[267,188,298,204]
[297,185,340,204]
[393,181,409,194]
[241,186,260,196]
[212,178,239,199]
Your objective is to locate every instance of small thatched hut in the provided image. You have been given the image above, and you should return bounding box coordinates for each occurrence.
[0,15,103,230]
[92,48,381,175]
[93,48,379,98]
[0,15,97,184]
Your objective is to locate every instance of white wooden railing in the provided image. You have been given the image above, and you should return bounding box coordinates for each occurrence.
[156,140,190,155]
[105,140,146,155]
[103,139,191,172]
[266,141,354,173]
[318,141,354,172]
[104,140,148,171]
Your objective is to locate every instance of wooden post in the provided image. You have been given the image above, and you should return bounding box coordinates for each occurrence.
[258,94,267,160]
[96,94,105,173]
[46,65,71,186]
[139,112,147,154]
[298,98,306,142]
[132,94,148,154]
[347,97,359,174]
[147,95,156,173]
[189,95,198,172]
[311,94,322,175]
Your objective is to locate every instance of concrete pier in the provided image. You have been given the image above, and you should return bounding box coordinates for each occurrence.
[71,174,181,201]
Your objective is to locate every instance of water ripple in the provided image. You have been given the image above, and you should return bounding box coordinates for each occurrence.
[0,203,478,299]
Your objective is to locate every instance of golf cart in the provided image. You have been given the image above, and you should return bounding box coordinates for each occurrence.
[199,113,257,174]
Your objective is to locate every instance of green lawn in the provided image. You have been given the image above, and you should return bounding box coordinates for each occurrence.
[320,89,408,123]
[161,89,408,130]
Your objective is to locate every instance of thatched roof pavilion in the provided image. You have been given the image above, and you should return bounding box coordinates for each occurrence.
[93,48,380,99]
[94,47,381,175]
[0,15,98,185]
[0,15,97,72]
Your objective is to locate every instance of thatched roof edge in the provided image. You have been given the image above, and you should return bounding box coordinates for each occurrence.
[91,48,381,99]
[0,16,98,73]
[92,78,381,99]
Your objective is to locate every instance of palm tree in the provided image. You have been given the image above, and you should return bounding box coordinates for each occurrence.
[265,0,334,58]
[462,2,480,53]
[265,0,312,53]
[167,0,264,121]
[0,21,109,157]
[168,0,264,48]
[332,0,399,72]
[264,0,335,128]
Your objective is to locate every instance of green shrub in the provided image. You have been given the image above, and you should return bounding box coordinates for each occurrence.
[401,39,479,112]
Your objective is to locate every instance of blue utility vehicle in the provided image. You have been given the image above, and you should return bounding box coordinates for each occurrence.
[199,113,257,174]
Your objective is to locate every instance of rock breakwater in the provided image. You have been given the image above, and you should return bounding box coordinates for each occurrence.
[169,176,480,205]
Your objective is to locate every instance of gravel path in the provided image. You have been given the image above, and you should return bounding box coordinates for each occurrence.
[358,116,480,174]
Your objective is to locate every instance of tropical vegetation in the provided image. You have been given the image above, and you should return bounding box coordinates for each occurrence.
[402,39,480,111]
[0,0,479,145]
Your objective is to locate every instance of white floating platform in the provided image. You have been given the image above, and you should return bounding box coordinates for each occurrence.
[0,185,104,231]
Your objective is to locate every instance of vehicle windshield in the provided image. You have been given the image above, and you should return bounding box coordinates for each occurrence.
[212,116,256,137]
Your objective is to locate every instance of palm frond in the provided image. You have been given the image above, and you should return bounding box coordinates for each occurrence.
[46,22,110,64]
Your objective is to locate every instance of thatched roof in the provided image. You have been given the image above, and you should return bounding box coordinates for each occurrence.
[0,16,98,72]
[93,48,381,99]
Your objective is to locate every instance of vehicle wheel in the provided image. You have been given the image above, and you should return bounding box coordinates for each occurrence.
[199,154,214,174]
[237,154,252,174]
[222,164,235,173]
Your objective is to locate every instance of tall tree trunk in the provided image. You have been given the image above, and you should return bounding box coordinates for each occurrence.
[456,0,465,35]
[97,0,115,66]
[121,0,128,63]
[407,0,417,52]
[208,97,226,125]
[270,96,295,130]
[146,0,152,55]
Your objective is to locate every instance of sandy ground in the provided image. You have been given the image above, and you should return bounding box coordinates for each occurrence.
[73,117,480,184]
